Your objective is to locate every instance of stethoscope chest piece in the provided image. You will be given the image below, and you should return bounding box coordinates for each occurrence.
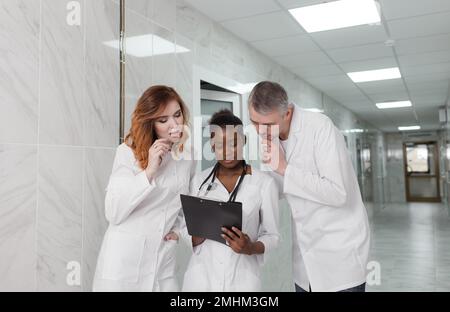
[206,182,217,191]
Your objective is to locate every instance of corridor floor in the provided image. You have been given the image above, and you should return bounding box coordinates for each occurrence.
[367,202,450,292]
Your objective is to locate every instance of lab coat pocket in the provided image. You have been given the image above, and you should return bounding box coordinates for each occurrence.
[163,239,178,262]
[192,240,205,255]
[182,260,208,291]
[158,240,178,279]
[232,269,261,292]
[101,231,145,283]
[246,270,261,292]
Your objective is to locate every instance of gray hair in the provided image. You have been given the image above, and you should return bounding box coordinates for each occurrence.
[248,81,289,114]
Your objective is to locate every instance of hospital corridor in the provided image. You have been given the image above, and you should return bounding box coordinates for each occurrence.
[1,0,450,294]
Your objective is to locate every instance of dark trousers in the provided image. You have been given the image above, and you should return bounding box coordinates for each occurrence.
[295,283,366,292]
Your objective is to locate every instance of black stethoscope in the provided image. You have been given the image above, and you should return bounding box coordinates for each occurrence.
[197,160,248,203]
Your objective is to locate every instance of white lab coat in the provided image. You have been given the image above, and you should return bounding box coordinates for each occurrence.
[266,106,370,292]
[181,166,280,292]
[93,143,195,292]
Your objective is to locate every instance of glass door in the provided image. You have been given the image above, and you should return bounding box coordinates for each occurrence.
[404,141,441,202]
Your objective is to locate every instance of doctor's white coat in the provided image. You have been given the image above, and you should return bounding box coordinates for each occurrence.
[181,167,280,292]
[93,143,195,292]
[267,106,371,292]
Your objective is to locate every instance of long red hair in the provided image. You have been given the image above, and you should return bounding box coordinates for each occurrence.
[125,85,189,170]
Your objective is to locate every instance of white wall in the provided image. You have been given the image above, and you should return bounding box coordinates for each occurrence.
[0,0,120,291]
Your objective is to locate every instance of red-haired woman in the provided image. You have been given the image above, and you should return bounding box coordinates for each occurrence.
[93,86,195,292]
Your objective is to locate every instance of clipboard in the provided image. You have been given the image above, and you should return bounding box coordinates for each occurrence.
[180,194,242,245]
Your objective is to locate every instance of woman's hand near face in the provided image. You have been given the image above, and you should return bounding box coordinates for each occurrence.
[145,138,172,180]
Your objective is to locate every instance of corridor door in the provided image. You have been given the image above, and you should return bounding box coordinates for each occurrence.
[403,141,441,202]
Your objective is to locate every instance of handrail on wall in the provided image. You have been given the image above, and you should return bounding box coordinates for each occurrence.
[119,0,126,144]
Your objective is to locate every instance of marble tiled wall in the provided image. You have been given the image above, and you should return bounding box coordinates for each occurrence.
[1,0,384,291]
[0,0,119,291]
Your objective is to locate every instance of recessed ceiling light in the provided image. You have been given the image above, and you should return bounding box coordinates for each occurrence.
[225,82,258,94]
[398,125,421,131]
[344,129,364,133]
[347,67,402,83]
[304,108,324,113]
[376,101,412,109]
[104,34,190,58]
[288,0,381,33]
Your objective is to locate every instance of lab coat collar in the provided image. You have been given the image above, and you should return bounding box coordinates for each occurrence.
[283,104,302,162]
[289,104,302,135]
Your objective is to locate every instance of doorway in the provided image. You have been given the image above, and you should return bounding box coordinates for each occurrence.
[200,81,241,170]
[403,141,441,202]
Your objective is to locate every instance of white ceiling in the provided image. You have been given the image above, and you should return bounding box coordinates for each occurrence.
[185,0,450,132]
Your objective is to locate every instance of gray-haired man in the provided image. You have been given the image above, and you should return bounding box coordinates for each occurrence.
[248,81,370,292]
